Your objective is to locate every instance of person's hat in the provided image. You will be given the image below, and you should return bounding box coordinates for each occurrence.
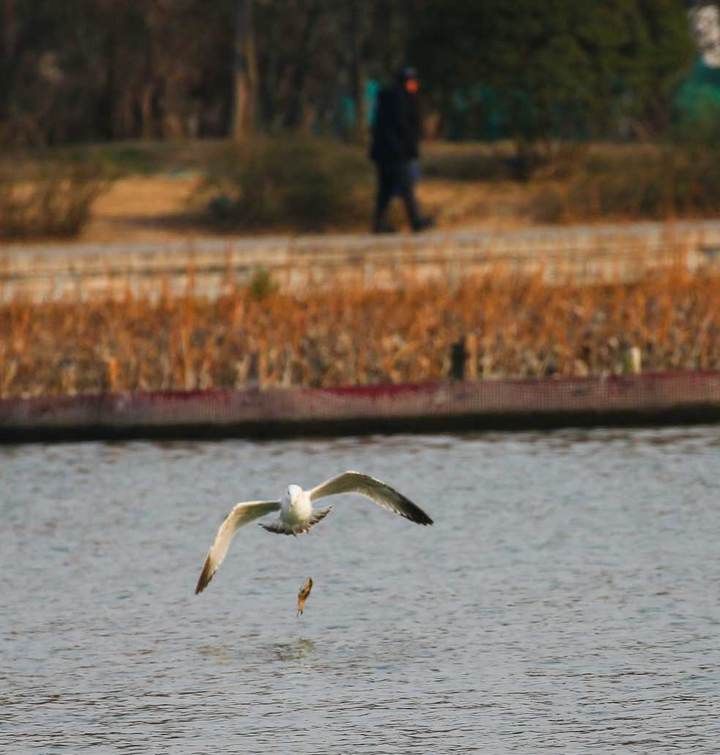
[397,66,418,82]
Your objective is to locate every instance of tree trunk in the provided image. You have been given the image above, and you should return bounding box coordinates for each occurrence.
[2,0,16,61]
[0,0,17,123]
[349,0,365,141]
[96,27,117,140]
[282,3,321,129]
[140,83,155,139]
[231,0,257,139]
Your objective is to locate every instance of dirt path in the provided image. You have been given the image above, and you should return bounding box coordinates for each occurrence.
[83,175,204,243]
[79,172,533,243]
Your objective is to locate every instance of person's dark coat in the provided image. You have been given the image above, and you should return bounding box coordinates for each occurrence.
[370,85,420,164]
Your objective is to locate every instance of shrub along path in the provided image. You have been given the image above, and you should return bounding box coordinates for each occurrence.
[3,219,720,301]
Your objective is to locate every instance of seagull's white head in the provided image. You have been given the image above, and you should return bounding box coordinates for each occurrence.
[286,484,303,503]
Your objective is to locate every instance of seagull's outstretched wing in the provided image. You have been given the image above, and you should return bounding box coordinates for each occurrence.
[309,471,432,525]
[195,500,280,594]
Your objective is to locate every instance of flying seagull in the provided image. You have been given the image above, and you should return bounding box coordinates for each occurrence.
[195,471,433,594]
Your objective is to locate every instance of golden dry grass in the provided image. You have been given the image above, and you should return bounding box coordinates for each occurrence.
[1,267,718,398]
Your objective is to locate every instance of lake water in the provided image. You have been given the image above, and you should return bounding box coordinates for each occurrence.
[2,428,719,753]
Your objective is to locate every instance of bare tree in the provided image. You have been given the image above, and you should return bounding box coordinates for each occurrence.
[348,0,365,140]
[231,0,258,138]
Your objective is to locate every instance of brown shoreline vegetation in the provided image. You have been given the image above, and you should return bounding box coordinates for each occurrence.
[1,267,719,399]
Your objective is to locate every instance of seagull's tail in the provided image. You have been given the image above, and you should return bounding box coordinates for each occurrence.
[308,506,332,528]
[260,507,333,535]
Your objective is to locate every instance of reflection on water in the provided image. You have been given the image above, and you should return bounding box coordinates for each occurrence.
[269,638,316,663]
[197,644,238,664]
[196,639,316,665]
[2,427,720,753]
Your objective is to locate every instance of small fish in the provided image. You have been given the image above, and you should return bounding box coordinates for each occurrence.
[296,577,313,616]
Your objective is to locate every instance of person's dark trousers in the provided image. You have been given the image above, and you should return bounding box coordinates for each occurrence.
[373,161,422,232]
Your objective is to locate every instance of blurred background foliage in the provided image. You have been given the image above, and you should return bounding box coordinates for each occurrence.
[0,0,700,147]
[4,1,720,237]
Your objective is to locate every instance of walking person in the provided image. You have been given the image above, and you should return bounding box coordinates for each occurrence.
[370,66,434,233]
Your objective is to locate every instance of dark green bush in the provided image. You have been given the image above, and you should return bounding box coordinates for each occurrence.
[200,137,372,231]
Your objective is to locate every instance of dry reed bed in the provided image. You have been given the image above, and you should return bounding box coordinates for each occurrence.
[1,268,719,398]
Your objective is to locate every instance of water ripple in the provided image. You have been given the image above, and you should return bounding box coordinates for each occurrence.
[2,426,720,752]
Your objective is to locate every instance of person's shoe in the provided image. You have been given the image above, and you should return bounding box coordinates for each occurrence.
[372,220,397,234]
[411,216,435,232]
